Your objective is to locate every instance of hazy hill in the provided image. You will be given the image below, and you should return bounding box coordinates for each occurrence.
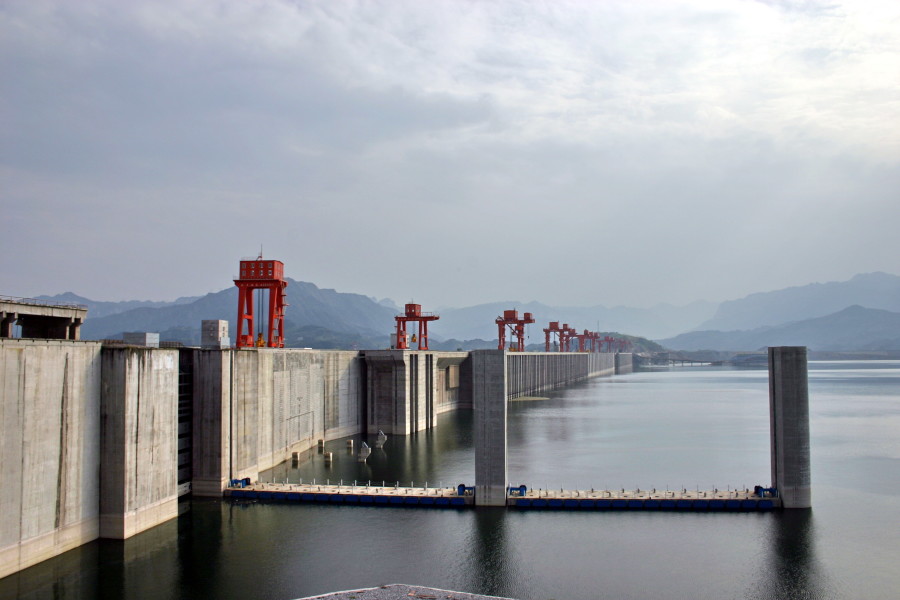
[35,292,200,319]
[660,305,900,351]
[695,272,900,331]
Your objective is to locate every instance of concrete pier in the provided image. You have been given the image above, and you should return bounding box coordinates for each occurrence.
[473,350,509,507]
[99,348,179,539]
[768,346,811,509]
[0,340,101,579]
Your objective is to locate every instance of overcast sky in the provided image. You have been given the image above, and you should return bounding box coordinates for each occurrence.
[2,0,898,309]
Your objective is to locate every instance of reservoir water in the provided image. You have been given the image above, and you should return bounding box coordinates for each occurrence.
[3,361,898,599]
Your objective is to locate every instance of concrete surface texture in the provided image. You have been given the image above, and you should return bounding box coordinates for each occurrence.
[201,320,230,349]
[363,351,468,435]
[0,340,102,579]
[193,348,366,494]
[191,349,232,496]
[473,350,508,507]
[768,346,812,509]
[294,583,518,600]
[100,348,179,539]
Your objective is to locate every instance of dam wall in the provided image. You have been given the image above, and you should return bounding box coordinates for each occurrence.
[0,340,101,579]
[506,352,625,398]
[192,349,364,495]
[0,343,629,577]
[363,350,468,435]
[99,348,179,540]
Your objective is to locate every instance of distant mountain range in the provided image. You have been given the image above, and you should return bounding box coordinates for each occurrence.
[659,272,900,352]
[34,271,900,353]
[694,272,900,331]
[660,305,900,352]
[36,291,201,319]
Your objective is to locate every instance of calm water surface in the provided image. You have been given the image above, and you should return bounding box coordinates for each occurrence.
[3,361,898,599]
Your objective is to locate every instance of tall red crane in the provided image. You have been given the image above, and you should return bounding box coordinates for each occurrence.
[559,324,577,352]
[234,255,288,348]
[394,303,439,350]
[543,321,562,352]
[496,309,535,351]
[573,329,593,352]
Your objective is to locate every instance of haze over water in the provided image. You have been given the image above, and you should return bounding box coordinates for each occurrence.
[3,361,897,599]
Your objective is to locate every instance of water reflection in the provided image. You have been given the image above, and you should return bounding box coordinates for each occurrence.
[177,499,224,599]
[747,510,836,599]
[467,508,510,597]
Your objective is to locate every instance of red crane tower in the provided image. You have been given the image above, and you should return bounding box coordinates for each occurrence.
[573,329,593,352]
[394,303,439,350]
[601,335,616,352]
[234,255,288,348]
[558,324,577,352]
[496,309,535,351]
[543,321,562,352]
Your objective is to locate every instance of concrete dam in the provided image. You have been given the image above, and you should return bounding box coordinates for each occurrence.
[0,339,631,578]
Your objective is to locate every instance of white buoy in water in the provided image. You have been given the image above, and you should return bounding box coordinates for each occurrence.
[375,430,388,448]
[358,442,372,462]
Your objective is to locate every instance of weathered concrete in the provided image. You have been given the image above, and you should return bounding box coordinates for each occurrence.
[191,349,232,496]
[121,332,160,348]
[0,342,632,577]
[192,348,365,496]
[0,340,101,579]
[99,348,179,539]
[201,320,230,349]
[473,350,508,507]
[768,346,811,509]
[295,583,518,600]
[0,299,86,340]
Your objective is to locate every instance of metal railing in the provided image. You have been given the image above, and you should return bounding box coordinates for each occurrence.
[0,295,88,310]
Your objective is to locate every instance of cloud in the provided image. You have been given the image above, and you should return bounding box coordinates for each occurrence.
[1,0,898,308]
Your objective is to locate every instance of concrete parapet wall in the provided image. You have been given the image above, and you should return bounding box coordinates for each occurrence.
[0,340,102,579]
[100,348,179,539]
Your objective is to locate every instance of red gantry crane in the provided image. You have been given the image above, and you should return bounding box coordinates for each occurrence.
[234,255,288,348]
[559,324,577,352]
[496,309,535,351]
[394,303,439,350]
[572,329,593,352]
[543,321,562,352]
